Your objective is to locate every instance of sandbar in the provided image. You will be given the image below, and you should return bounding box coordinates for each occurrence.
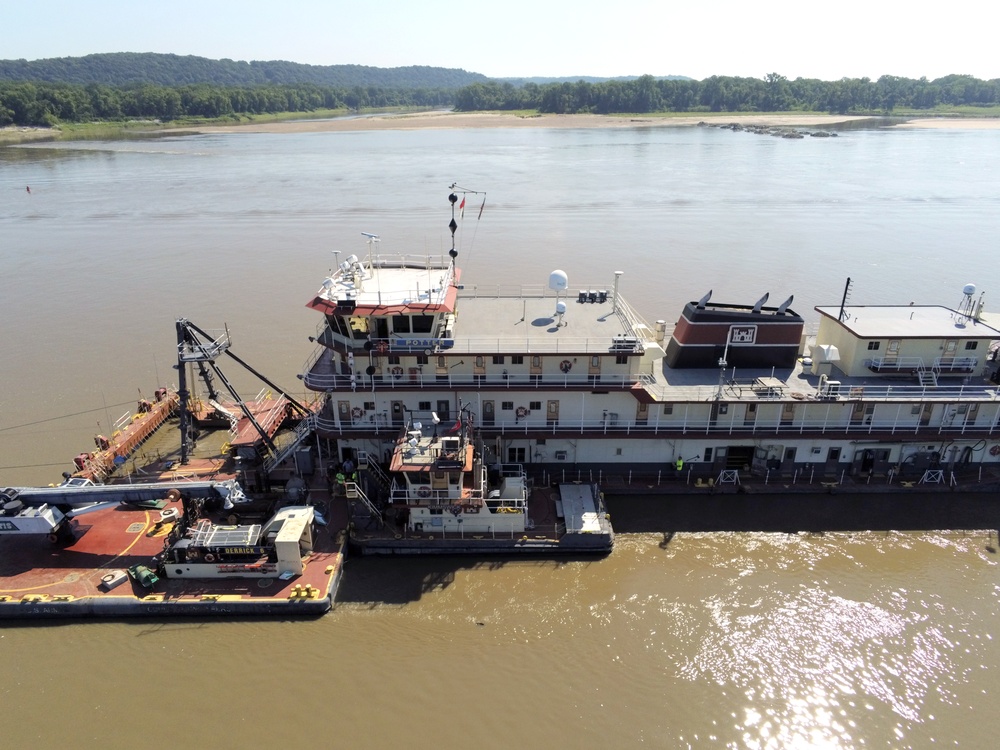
[184,110,1000,135]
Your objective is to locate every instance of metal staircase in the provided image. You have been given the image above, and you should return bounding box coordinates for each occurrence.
[262,415,315,475]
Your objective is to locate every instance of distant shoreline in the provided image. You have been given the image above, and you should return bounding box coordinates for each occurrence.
[4,112,998,146]
[180,111,1000,134]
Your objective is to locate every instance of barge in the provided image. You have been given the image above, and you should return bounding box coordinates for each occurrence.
[0,321,344,619]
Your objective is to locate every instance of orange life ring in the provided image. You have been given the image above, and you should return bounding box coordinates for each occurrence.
[990,445,1000,457]
[203,553,216,563]
[351,407,364,419]
[560,360,572,373]
[516,406,527,418]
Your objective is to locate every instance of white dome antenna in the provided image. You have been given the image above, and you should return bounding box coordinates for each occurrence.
[548,270,569,292]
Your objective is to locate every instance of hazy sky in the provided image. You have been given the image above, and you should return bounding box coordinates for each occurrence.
[4,0,998,82]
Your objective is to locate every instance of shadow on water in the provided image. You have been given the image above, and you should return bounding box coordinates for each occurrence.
[334,553,603,607]
[606,490,1000,534]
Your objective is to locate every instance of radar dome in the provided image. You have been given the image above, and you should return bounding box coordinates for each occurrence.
[548,270,569,292]
[963,283,976,296]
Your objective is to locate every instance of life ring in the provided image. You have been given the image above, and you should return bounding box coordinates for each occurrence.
[203,553,216,563]
[450,505,462,516]
[417,486,432,499]
[516,406,528,419]
[990,445,1000,457]
[560,360,572,373]
[351,407,364,419]
[391,366,404,379]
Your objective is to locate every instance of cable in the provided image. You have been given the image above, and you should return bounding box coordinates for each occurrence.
[0,400,135,432]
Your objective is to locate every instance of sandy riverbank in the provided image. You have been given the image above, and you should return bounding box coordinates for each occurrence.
[180,111,870,134]
[181,110,1000,135]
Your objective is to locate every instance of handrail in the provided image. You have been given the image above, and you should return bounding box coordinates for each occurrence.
[313,414,1000,438]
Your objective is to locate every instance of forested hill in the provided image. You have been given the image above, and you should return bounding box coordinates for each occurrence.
[0,52,488,88]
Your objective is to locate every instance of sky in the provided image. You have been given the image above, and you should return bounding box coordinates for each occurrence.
[3,0,998,82]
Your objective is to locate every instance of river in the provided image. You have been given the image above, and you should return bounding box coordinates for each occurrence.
[1,120,999,748]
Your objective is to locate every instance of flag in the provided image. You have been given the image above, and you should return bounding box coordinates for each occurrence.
[448,417,462,434]
[459,196,465,219]
[478,196,486,220]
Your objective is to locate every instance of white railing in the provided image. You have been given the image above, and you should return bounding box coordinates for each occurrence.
[315,412,1000,438]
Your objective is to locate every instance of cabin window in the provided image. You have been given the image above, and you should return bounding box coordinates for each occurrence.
[419,401,431,410]
[363,401,375,411]
[663,404,673,415]
[529,401,541,411]
[411,315,434,334]
[387,355,401,365]
[508,447,526,462]
[536,439,546,445]
[531,355,541,368]
[493,355,505,365]
[867,341,880,350]
[703,448,713,462]
[416,355,428,365]
[391,315,411,334]
[475,356,485,368]
[502,402,514,411]
[437,356,446,368]
[615,355,628,365]
[615,448,622,456]
[965,341,978,350]
[828,447,842,461]
[511,355,524,365]
[330,316,349,336]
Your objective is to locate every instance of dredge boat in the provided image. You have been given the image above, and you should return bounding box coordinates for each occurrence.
[0,321,344,619]
[299,186,1000,540]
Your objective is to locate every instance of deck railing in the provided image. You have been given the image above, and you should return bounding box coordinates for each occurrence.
[314,412,1000,439]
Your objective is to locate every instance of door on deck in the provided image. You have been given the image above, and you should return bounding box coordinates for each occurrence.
[588,355,601,384]
[635,401,648,425]
[546,399,559,426]
[530,356,543,384]
[436,400,450,422]
[780,402,795,426]
[391,400,405,427]
[482,400,495,426]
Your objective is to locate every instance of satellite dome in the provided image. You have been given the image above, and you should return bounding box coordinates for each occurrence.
[963,283,976,296]
[548,270,569,292]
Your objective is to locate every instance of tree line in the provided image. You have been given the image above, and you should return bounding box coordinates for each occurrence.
[0,52,488,89]
[0,81,456,126]
[454,74,1000,114]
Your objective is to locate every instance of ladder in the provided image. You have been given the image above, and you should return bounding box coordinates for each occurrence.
[917,369,938,387]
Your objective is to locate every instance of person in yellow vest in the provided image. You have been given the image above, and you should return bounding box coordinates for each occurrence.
[675,457,684,473]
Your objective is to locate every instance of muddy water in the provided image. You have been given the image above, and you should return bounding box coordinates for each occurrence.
[2,123,999,748]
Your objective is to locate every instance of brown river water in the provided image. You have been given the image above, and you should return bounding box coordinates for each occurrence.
[2,123,999,748]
